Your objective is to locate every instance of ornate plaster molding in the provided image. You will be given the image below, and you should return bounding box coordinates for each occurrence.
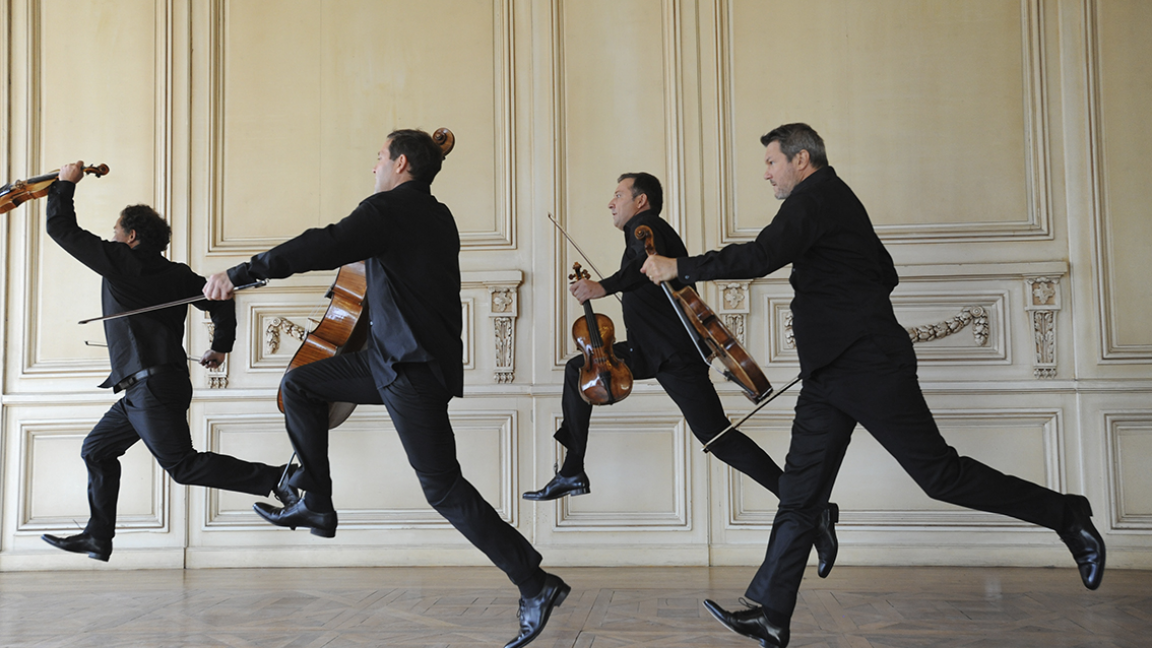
[487,280,521,384]
[715,281,751,346]
[1025,276,1062,378]
[265,316,307,355]
[906,306,989,346]
[782,306,989,349]
[204,322,229,389]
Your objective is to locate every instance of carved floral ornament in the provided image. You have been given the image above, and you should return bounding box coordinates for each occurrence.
[783,307,989,349]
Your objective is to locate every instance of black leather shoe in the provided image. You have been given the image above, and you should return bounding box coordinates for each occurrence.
[813,502,839,578]
[505,573,570,648]
[703,600,789,648]
[523,472,590,501]
[273,463,300,507]
[1059,494,1105,590]
[253,499,337,538]
[41,533,112,562]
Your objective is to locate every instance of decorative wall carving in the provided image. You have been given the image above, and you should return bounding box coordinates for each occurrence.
[488,283,520,383]
[1025,276,1061,378]
[782,306,990,350]
[906,306,989,346]
[264,316,306,355]
[204,322,228,389]
[716,281,751,346]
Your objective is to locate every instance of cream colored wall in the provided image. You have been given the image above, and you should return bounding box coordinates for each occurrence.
[1,0,1148,572]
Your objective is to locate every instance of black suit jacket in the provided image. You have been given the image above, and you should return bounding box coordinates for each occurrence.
[46,181,236,389]
[677,166,904,377]
[598,210,701,375]
[228,180,464,396]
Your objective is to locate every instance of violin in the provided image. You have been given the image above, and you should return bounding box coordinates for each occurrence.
[276,128,457,428]
[634,224,772,402]
[570,262,633,405]
[0,164,110,213]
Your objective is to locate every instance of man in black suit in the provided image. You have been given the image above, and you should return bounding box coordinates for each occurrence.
[526,172,839,578]
[203,129,565,648]
[40,163,292,562]
[641,123,1105,648]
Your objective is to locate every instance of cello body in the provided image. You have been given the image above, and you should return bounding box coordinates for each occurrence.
[276,261,370,428]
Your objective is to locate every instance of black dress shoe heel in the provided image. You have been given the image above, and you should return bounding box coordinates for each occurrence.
[814,502,839,579]
[523,472,590,501]
[254,500,337,537]
[1059,494,1105,590]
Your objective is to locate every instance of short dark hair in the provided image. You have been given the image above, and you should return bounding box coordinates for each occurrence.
[760,123,828,169]
[386,129,445,184]
[617,172,663,215]
[118,205,170,251]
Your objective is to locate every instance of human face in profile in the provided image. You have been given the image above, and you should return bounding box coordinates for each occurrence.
[763,140,806,200]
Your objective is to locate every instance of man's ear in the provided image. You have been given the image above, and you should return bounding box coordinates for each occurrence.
[125,229,140,248]
[394,153,411,175]
[634,192,650,211]
[795,149,811,170]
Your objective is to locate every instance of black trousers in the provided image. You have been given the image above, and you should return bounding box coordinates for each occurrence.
[556,343,783,495]
[279,352,543,586]
[82,371,280,539]
[746,335,1067,624]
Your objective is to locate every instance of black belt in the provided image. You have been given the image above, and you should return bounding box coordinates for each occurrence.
[113,365,183,392]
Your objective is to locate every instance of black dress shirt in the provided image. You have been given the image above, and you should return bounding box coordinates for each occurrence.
[677,166,903,377]
[598,210,702,374]
[46,181,236,389]
[227,180,464,396]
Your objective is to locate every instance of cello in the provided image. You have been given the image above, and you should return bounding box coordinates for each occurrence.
[633,224,772,403]
[1,164,110,213]
[569,262,633,405]
[276,128,457,428]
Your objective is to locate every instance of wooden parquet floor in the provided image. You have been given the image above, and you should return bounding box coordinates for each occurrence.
[0,566,1148,647]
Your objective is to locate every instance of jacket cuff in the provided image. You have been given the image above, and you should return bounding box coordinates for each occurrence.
[678,257,702,283]
[598,275,622,295]
[226,263,255,288]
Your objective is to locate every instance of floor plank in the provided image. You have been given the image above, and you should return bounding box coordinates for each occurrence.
[0,566,1146,647]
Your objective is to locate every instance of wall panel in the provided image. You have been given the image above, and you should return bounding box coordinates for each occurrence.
[1092,0,1152,359]
[717,0,1048,243]
[17,0,164,386]
[204,0,514,255]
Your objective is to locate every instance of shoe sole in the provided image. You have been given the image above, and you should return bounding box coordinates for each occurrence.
[522,486,590,501]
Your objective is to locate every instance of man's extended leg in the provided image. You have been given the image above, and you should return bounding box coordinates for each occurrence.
[278,351,384,512]
[126,373,282,498]
[382,363,568,648]
[656,354,782,494]
[41,399,139,561]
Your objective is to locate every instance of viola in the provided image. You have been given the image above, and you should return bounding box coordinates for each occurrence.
[276,128,457,428]
[0,164,110,214]
[634,224,772,402]
[569,262,633,405]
